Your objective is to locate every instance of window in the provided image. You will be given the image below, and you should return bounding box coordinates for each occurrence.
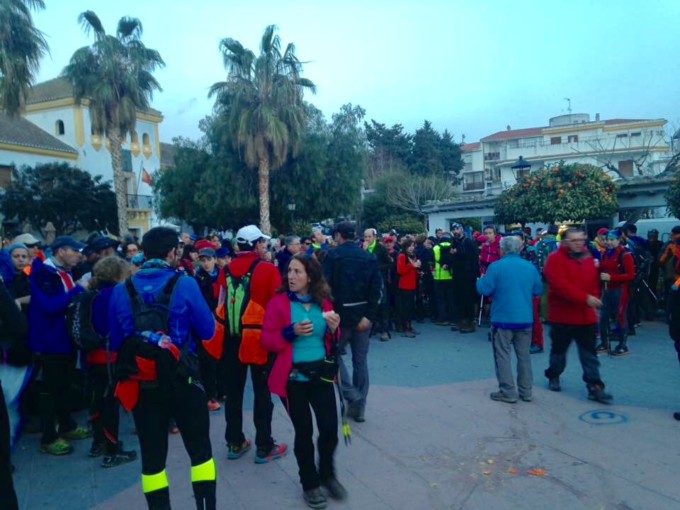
[550,136,561,145]
[55,120,65,136]
[142,133,150,146]
[567,135,578,143]
[484,167,501,182]
[122,149,133,173]
[630,132,641,137]
[518,138,539,148]
[618,160,634,177]
[616,133,628,138]
[484,152,500,161]
[516,168,531,180]
[463,171,484,191]
[131,131,139,144]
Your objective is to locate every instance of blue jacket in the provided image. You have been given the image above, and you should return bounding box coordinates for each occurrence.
[28,258,85,354]
[476,254,543,327]
[108,267,215,355]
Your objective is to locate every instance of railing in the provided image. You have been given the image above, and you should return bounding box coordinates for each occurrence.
[127,194,153,210]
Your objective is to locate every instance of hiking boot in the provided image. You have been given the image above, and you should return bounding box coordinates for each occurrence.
[379,331,390,342]
[460,321,475,333]
[322,476,348,501]
[168,422,180,435]
[530,345,543,354]
[588,385,613,404]
[489,391,517,404]
[548,377,561,392]
[303,488,327,509]
[611,344,629,357]
[60,426,92,440]
[520,395,533,402]
[101,448,137,468]
[207,399,222,412]
[254,442,288,464]
[89,441,105,458]
[410,328,421,335]
[40,438,73,456]
[596,343,609,356]
[227,439,252,460]
[435,321,451,326]
[449,322,459,331]
[401,331,416,338]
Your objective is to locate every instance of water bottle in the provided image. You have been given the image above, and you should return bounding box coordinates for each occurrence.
[139,330,171,347]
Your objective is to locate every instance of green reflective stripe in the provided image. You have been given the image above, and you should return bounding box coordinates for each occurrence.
[433,246,453,281]
[191,458,216,483]
[142,470,169,494]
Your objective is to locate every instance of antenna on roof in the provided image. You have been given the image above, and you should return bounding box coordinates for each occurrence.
[564,98,572,114]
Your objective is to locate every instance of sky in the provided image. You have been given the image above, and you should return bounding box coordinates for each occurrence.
[32,0,680,145]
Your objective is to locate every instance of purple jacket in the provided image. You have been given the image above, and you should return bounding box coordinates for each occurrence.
[261,293,337,399]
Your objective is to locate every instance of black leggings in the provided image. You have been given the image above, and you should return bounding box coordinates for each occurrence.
[0,383,19,510]
[89,364,120,455]
[281,379,338,491]
[396,289,416,330]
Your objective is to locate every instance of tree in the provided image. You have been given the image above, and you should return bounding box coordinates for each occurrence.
[381,170,457,229]
[665,171,680,219]
[62,11,164,235]
[209,24,315,234]
[494,163,619,224]
[0,162,117,235]
[0,0,48,115]
[364,121,412,185]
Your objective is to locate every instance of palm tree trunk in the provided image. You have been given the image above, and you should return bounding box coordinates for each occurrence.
[109,129,129,236]
[258,155,271,234]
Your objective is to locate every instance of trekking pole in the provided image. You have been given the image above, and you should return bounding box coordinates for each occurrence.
[641,279,658,302]
[478,293,484,327]
[331,330,351,446]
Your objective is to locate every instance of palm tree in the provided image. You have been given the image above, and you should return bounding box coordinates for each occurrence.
[209,25,315,234]
[0,0,48,116]
[62,11,164,236]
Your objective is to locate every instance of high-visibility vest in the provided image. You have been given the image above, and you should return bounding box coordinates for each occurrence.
[433,243,453,281]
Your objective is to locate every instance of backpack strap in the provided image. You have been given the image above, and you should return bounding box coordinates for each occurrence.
[124,273,182,331]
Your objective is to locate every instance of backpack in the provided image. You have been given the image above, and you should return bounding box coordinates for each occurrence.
[224,259,268,366]
[536,238,558,272]
[66,290,107,352]
[125,274,181,336]
[625,239,651,281]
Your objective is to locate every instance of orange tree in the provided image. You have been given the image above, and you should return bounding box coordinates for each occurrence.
[494,162,619,224]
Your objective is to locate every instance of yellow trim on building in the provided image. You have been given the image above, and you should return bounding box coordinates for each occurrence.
[137,111,164,123]
[73,107,85,147]
[27,98,163,124]
[602,120,666,132]
[153,124,161,157]
[0,143,78,160]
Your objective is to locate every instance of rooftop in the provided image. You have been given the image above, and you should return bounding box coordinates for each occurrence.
[27,77,163,117]
[0,113,78,155]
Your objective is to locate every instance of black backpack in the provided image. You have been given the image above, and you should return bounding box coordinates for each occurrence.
[125,274,181,336]
[66,290,107,352]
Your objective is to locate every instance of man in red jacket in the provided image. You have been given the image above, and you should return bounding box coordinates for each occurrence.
[543,228,613,404]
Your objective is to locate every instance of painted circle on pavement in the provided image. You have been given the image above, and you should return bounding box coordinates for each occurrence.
[579,409,627,425]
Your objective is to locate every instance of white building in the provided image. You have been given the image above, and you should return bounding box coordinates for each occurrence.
[0,77,164,237]
[427,113,672,233]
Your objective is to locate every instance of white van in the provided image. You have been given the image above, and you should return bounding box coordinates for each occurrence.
[619,218,680,241]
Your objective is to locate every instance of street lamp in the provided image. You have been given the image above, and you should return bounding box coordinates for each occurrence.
[511,155,531,181]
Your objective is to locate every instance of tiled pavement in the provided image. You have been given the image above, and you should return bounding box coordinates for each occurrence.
[11,319,680,509]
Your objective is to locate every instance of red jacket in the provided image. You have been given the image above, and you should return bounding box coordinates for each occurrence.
[219,252,281,310]
[544,244,600,325]
[397,253,418,291]
[599,247,635,290]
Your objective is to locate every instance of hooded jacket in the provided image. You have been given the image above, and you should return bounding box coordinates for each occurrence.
[543,244,600,325]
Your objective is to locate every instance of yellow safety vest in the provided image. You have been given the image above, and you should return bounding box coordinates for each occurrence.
[433,243,453,281]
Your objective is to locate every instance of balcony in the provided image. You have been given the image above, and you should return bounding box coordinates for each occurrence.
[127,194,152,210]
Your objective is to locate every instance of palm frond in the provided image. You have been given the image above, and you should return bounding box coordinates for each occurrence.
[117,16,142,41]
[78,11,106,39]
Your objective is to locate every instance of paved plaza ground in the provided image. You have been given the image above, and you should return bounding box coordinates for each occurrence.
[11,319,680,510]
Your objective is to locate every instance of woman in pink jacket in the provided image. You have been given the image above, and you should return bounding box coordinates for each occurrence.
[261,253,345,509]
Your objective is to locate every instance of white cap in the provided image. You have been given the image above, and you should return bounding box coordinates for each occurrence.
[13,233,40,245]
[236,225,270,244]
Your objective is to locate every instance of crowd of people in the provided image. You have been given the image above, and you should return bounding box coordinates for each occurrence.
[0,217,679,510]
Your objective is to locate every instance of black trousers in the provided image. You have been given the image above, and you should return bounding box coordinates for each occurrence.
[281,380,338,491]
[133,375,215,510]
[0,382,19,510]
[545,324,604,388]
[453,277,476,323]
[198,345,219,401]
[223,339,274,450]
[396,289,416,330]
[89,364,120,455]
[38,354,78,445]
[434,280,456,322]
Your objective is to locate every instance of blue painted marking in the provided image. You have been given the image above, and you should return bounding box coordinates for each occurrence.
[579,409,627,425]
